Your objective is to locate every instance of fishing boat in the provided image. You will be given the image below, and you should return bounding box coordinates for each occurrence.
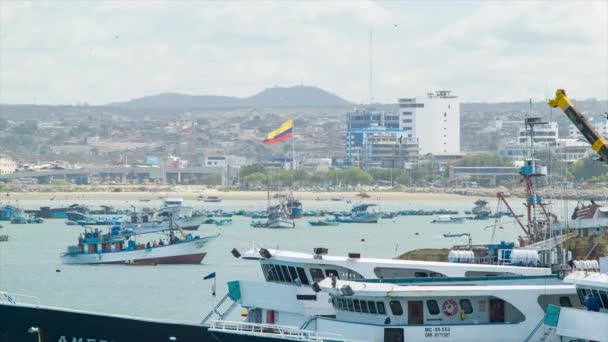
[309,220,339,227]
[443,232,470,238]
[204,196,222,203]
[553,200,608,237]
[266,203,295,229]
[196,195,204,201]
[156,205,206,231]
[431,215,466,224]
[471,199,492,218]
[60,225,218,265]
[334,204,381,223]
[0,205,18,221]
[287,197,303,219]
[214,219,232,226]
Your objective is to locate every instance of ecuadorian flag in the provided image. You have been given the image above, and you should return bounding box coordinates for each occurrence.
[263,119,293,144]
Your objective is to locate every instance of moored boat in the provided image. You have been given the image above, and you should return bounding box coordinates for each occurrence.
[335,204,381,223]
[309,220,339,227]
[204,196,222,203]
[431,215,467,224]
[60,226,218,265]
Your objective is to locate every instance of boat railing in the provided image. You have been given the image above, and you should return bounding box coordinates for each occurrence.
[0,291,40,307]
[209,320,363,341]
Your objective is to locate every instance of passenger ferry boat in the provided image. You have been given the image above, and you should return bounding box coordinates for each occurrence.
[210,276,578,342]
[540,257,608,341]
[60,225,218,265]
[213,278,576,342]
[199,247,563,334]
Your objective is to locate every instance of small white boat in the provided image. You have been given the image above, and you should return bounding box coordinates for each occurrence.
[431,215,466,224]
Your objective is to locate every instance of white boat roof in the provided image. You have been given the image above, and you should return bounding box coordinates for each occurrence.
[565,270,608,289]
[243,248,552,275]
[318,278,574,297]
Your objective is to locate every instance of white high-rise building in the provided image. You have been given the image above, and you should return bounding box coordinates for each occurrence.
[398,90,460,155]
[0,157,16,175]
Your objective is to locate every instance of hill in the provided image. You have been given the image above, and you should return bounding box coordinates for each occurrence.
[109,85,352,108]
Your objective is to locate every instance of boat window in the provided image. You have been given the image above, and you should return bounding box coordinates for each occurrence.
[346,299,354,311]
[414,272,428,278]
[354,300,361,312]
[261,264,270,281]
[460,299,473,314]
[577,288,586,305]
[600,291,608,309]
[368,301,377,314]
[592,289,601,299]
[559,296,572,308]
[429,272,446,278]
[296,267,310,285]
[426,300,440,315]
[377,301,386,315]
[275,265,286,282]
[339,298,346,310]
[325,269,339,278]
[280,265,292,283]
[389,300,403,316]
[267,265,277,281]
[310,268,325,282]
[288,266,299,283]
[360,300,369,313]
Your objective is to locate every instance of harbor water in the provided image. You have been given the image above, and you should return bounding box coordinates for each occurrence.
[0,198,540,323]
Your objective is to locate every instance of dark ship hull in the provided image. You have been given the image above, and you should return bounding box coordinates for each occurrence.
[0,302,214,342]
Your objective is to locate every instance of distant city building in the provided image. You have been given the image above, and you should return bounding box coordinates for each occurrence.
[85,135,100,144]
[554,139,590,163]
[498,138,589,164]
[518,121,559,146]
[569,117,608,140]
[399,90,460,155]
[345,108,417,168]
[0,157,16,175]
[301,158,332,172]
[361,133,418,169]
[203,155,247,168]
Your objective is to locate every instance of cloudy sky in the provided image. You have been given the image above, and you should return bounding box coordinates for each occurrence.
[0,1,606,105]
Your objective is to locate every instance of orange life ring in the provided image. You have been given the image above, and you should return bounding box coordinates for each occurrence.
[442,299,458,317]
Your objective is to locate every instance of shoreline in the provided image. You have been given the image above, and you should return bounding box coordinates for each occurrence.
[1,184,606,201]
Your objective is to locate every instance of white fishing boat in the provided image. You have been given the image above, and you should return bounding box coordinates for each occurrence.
[431,215,466,224]
[60,225,218,265]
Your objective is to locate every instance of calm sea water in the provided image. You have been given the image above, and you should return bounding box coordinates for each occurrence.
[0,198,553,323]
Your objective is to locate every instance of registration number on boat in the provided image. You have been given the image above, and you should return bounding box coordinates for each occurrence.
[424,327,451,338]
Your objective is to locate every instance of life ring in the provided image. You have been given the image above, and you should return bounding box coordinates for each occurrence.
[442,299,458,317]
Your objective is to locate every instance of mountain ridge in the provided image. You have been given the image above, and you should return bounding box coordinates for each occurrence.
[107,85,353,108]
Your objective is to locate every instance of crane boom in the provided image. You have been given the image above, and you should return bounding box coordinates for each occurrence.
[549,89,608,163]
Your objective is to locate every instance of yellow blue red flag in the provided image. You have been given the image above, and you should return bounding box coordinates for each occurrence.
[263,119,293,144]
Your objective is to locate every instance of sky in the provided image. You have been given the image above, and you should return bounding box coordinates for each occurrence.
[0,1,607,105]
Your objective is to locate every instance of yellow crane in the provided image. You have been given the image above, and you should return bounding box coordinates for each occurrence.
[549,89,608,163]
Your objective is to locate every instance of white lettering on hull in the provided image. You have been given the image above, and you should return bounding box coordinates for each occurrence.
[424,327,451,338]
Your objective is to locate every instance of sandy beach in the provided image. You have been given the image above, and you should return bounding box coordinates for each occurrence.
[1,187,473,201]
[2,184,605,201]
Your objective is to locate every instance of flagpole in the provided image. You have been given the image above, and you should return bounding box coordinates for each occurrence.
[291,120,296,170]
